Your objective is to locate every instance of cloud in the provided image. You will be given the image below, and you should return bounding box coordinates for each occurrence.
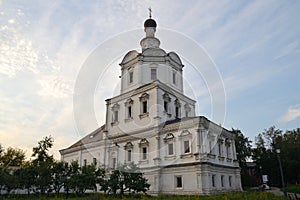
[0,10,60,77]
[38,76,72,98]
[279,104,300,123]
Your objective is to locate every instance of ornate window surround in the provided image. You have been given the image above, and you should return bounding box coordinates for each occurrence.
[124,142,134,162]
[111,103,120,126]
[124,98,134,122]
[184,103,191,117]
[139,138,149,164]
[179,130,193,158]
[163,133,176,159]
[174,99,181,118]
[139,93,149,119]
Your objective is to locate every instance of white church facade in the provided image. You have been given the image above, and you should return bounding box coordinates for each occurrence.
[60,16,242,195]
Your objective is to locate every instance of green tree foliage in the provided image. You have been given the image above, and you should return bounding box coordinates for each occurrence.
[15,162,37,196]
[232,129,253,169]
[280,128,300,184]
[52,161,69,196]
[105,163,150,195]
[0,147,25,167]
[252,126,300,186]
[0,146,26,195]
[232,129,254,187]
[31,136,54,194]
[67,161,106,194]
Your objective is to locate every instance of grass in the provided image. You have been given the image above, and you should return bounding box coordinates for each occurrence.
[286,184,300,194]
[0,191,288,200]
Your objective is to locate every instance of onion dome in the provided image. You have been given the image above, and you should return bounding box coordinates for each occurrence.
[144,18,157,28]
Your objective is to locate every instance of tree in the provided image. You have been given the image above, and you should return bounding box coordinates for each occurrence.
[280,128,300,184]
[122,163,150,194]
[252,126,284,186]
[31,136,54,194]
[0,147,25,167]
[69,163,101,194]
[52,161,69,196]
[15,162,37,196]
[0,146,26,195]
[105,163,150,195]
[232,129,253,187]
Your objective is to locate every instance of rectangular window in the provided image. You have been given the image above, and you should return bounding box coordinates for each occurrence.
[184,140,190,153]
[173,72,176,84]
[164,101,168,112]
[218,143,222,156]
[229,176,232,187]
[83,159,87,166]
[114,110,118,122]
[185,110,189,117]
[112,158,116,169]
[142,101,147,113]
[93,158,97,166]
[175,106,179,118]
[142,147,147,160]
[127,150,132,162]
[212,175,216,187]
[128,106,132,118]
[151,68,157,80]
[221,175,224,187]
[226,146,230,158]
[129,71,133,83]
[176,176,182,188]
[168,143,174,155]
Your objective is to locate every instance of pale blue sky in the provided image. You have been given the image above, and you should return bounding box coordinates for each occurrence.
[1,0,300,158]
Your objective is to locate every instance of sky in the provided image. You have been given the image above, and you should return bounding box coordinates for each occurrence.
[1,0,300,159]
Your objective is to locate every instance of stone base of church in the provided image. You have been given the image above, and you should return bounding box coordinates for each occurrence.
[143,162,242,195]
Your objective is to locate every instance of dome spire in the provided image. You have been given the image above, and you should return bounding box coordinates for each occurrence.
[148,7,152,19]
[140,9,160,51]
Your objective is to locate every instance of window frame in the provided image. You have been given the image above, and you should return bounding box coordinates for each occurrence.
[175,176,183,188]
[151,68,157,80]
[168,142,174,155]
[139,93,149,119]
[129,71,133,84]
[212,174,216,187]
[139,138,149,163]
[183,140,190,154]
[172,71,176,84]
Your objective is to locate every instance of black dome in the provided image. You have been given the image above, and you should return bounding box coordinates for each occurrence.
[144,18,157,28]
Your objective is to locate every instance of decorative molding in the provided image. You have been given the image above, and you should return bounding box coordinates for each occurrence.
[179,129,191,138]
[139,112,149,119]
[124,117,133,123]
[184,103,191,111]
[174,99,181,107]
[139,138,149,147]
[180,153,193,159]
[124,98,134,106]
[163,133,175,142]
[124,142,133,150]
[139,93,149,102]
[207,153,216,159]
[163,93,171,102]
[111,103,120,111]
[218,156,225,161]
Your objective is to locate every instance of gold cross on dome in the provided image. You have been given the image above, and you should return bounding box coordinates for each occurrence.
[148,7,152,19]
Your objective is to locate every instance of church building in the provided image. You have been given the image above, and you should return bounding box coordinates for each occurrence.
[60,15,242,195]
